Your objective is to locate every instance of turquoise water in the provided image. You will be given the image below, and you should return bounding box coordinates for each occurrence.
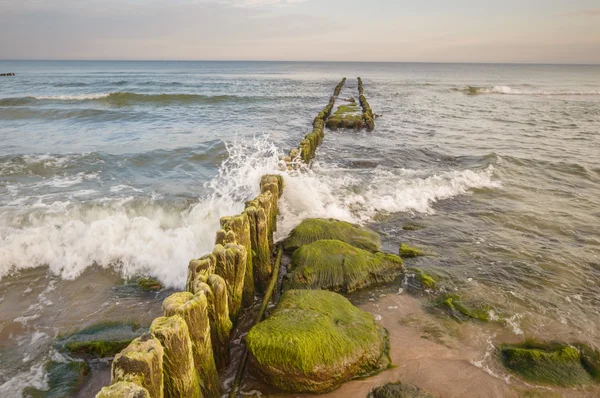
[1,61,599,395]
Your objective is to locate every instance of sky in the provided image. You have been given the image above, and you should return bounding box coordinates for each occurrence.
[0,0,599,63]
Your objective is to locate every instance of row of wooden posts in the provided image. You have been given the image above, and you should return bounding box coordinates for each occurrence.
[358,77,375,131]
[96,80,345,398]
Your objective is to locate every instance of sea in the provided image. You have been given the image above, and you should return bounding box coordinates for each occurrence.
[0,60,599,397]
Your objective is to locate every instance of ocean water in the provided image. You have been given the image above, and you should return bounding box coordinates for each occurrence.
[1,61,599,396]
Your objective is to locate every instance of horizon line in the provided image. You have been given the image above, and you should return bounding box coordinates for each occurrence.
[1,59,599,66]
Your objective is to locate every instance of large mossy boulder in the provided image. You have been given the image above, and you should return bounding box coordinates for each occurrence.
[499,341,595,386]
[246,289,390,393]
[286,240,403,293]
[283,218,381,253]
[23,361,89,398]
[368,381,435,398]
[57,321,146,358]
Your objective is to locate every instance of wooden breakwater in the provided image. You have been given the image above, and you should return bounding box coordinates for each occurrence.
[96,79,346,398]
[358,77,375,131]
[0,73,16,76]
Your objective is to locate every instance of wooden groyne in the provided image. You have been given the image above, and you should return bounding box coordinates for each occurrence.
[0,73,16,76]
[358,77,375,131]
[96,79,344,398]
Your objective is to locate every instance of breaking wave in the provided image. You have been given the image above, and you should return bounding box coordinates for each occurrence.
[457,86,600,96]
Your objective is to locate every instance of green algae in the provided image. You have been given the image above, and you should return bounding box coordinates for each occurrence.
[162,292,221,397]
[137,278,162,291]
[368,382,435,398]
[219,213,254,306]
[150,316,201,398]
[96,381,150,398]
[402,223,425,231]
[434,294,491,322]
[246,289,389,393]
[500,341,593,387]
[58,321,146,359]
[213,243,247,323]
[405,268,437,291]
[283,218,381,252]
[399,243,426,258]
[286,239,404,293]
[23,361,89,398]
[576,343,600,381]
[112,333,164,398]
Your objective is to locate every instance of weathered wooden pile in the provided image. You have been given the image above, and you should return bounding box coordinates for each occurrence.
[0,73,16,76]
[358,77,375,131]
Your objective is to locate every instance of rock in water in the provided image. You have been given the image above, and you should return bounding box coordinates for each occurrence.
[24,361,89,398]
[283,218,381,252]
[500,341,593,386]
[96,381,150,398]
[368,381,435,398]
[286,239,403,293]
[246,289,390,393]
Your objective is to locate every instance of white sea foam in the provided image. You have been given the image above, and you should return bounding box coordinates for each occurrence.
[468,85,600,96]
[34,93,111,100]
[0,136,501,290]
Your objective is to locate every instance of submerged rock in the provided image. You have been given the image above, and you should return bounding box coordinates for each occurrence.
[399,243,426,258]
[283,218,381,253]
[137,278,162,291]
[96,381,150,398]
[23,361,89,398]
[404,268,437,292]
[368,381,435,398]
[286,240,403,293]
[499,341,594,386]
[246,289,390,393]
[58,321,146,358]
[433,294,491,322]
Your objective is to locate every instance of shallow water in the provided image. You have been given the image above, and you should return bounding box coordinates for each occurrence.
[1,61,599,396]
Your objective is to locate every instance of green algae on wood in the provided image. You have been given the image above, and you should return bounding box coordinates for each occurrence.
[219,213,254,307]
[186,254,216,292]
[111,333,164,398]
[162,292,221,397]
[368,381,435,398]
[96,381,150,398]
[58,321,146,359]
[246,289,390,393]
[213,243,247,323]
[24,361,89,398]
[244,204,271,293]
[283,218,381,253]
[499,341,593,387]
[150,316,201,398]
[286,239,403,293]
[399,243,426,258]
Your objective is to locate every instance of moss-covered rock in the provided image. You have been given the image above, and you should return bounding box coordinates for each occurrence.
[402,223,425,231]
[433,294,491,322]
[96,381,150,398]
[283,218,381,253]
[399,244,426,258]
[137,278,162,291]
[112,333,164,398]
[499,341,593,386]
[404,268,437,292]
[576,343,600,381]
[368,382,435,398]
[58,321,146,359]
[150,316,201,398]
[23,361,89,398]
[246,289,390,393]
[286,240,403,293]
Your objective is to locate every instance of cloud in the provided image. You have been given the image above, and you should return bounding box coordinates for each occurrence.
[227,0,307,7]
